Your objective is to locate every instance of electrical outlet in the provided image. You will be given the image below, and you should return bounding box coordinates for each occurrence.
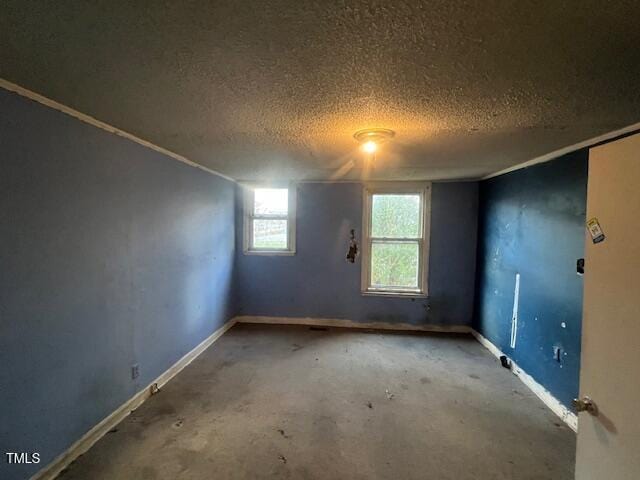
[131,364,139,380]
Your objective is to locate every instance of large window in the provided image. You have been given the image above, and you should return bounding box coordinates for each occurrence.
[243,186,296,255]
[361,183,430,296]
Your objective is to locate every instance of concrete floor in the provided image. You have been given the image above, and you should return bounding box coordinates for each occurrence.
[58,324,576,480]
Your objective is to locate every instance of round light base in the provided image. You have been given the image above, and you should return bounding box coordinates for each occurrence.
[353,128,395,145]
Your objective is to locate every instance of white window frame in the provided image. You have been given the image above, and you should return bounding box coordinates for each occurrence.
[243,184,296,255]
[361,182,431,297]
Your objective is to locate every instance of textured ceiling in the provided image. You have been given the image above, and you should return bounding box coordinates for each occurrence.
[2,1,640,181]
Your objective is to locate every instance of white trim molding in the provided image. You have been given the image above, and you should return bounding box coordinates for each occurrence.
[483,122,640,180]
[360,182,431,297]
[30,318,237,480]
[241,183,297,256]
[471,329,578,432]
[234,315,471,334]
[27,315,577,480]
[0,78,236,183]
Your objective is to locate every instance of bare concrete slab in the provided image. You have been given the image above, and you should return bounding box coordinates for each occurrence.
[57,323,575,479]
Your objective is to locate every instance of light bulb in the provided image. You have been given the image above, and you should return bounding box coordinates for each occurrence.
[362,141,377,153]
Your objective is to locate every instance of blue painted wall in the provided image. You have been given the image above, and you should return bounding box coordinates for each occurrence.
[0,89,236,480]
[474,151,587,408]
[235,182,478,326]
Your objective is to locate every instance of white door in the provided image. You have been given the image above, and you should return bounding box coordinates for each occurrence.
[575,133,640,479]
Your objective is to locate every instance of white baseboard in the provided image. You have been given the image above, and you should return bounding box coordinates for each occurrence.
[29,316,575,480]
[471,329,578,432]
[31,318,237,480]
[237,316,577,430]
[234,315,472,334]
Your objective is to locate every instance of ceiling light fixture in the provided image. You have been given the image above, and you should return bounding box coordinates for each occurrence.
[362,140,377,154]
[354,128,395,157]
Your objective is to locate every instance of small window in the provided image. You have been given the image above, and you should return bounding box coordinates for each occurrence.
[243,186,296,255]
[362,183,430,296]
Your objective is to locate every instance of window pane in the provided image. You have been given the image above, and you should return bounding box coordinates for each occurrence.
[254,188,288,215]
[371,241,419,289]
[371,194,421,238]
[253,219,287,249]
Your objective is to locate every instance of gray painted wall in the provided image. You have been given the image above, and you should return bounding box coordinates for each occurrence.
[235,182,478,325]
[0,89,236,480]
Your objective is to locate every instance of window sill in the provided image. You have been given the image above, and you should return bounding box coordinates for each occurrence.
[243,249,296,256]
[361,289,428,299]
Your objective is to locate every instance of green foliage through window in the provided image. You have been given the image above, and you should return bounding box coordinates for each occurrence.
[369,193,422,291]
[253,219,287,249]
[371,241,419,288]
[371,194,420,238]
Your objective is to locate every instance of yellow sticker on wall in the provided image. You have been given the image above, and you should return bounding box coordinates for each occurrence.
[587,217,606,244]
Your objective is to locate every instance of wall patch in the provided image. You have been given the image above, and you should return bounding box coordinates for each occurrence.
[346,229,359,263]
[510,273,520,349]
